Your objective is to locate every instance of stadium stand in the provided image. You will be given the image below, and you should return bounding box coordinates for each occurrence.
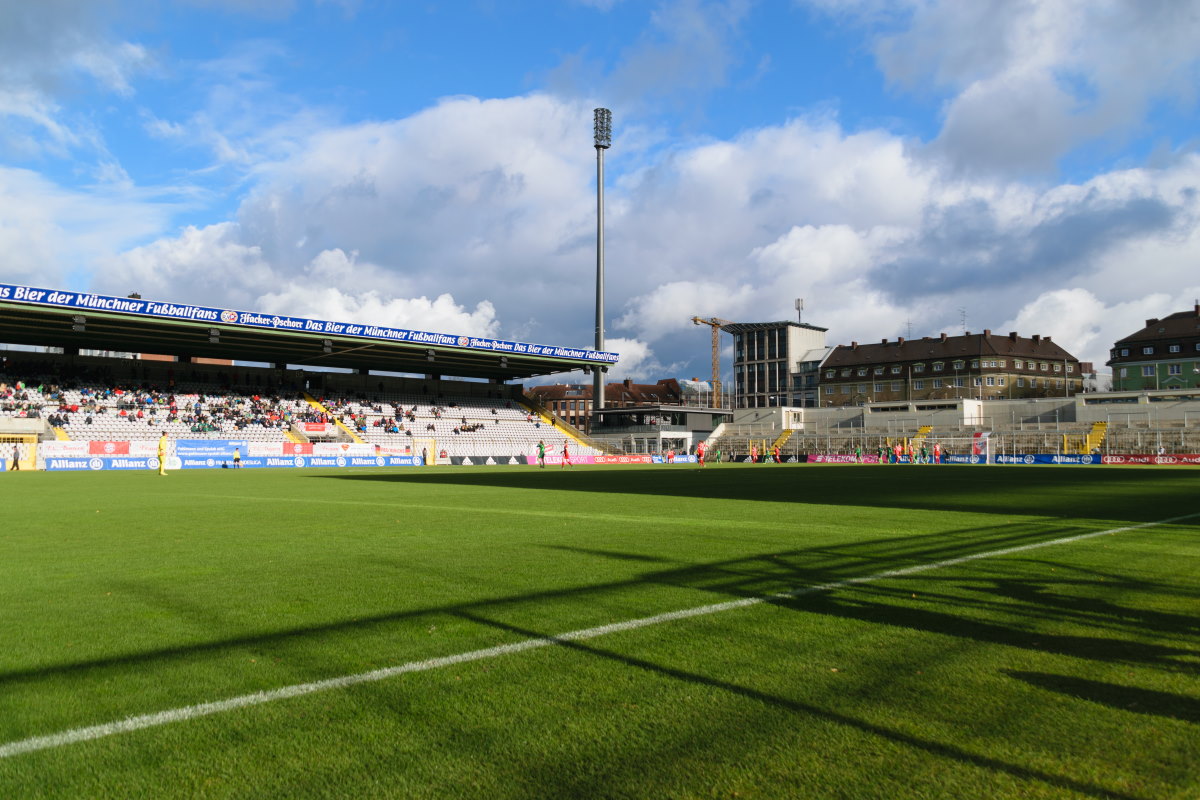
[0,352,604,460]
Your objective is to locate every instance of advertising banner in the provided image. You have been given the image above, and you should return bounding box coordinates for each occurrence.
[173,439,248,459]
[0,281,619,364]
[649,455,699,464]
[522,454,598,465]
[807,454,883,464]
[993,454,1099,465]
[312,442,374,456]
[1101,454,1200,465]
[39,441,90,458]
[593,454,654,465]
[450,455,525,466]
[43,455,168,472]
[39,448,422,470]
[88,441,129,455]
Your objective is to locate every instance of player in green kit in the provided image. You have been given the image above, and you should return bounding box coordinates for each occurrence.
[536,439,546,468]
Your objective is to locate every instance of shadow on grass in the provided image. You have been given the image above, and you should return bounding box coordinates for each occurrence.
[1005,671,1200,723]
[456,611,1146,800]
[319,465,1200,523]
[4,519,1196,690]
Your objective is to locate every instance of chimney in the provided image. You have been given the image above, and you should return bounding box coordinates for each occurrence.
[897,337,905,345]
[1146,318,1158,327]
[1195,304,1199,316]
[623,378,632,388]
[1009,331,1018,341]
[1044,335,1052,342]
[983,329,991,336]
[1032,335,1041,344]
[940,332,947,342]
[851,341,858,349]
[881,338,887,345]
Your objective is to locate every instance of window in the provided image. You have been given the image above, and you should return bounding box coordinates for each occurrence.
[1119,368,1127,378]
[825,386,834,394]
[857,368,867,376]
[890,381,902,391]
[1142,365,1155,376]
[986,376,995,386]
[932,379,943,388]
[1120,348,1129,356]
[933,362,944,372]
[1031,379,1038,388]
[1014,359,1023,368]
[858,384,867,393]
[1168,364,1181,375]
[998,360,1006,367]
[890,365,902,374]
[1142,346,1154,355]
[1066,364,1073,373]
[913,363,925,373]
[1053,363,1062,372]
[998,377,1006,386]
[970,359,979,368]
[841,369,851,377]
[1169,344,1181,353]
[1040,362,1048,371]
[952,360,965,370]
[972,377,981,387]
[1017,378,1025,387]
[953,378,965,388]
[824,370,834,379]
[873,366,884,375]
[874,383,885,393]
[914,380,925,390]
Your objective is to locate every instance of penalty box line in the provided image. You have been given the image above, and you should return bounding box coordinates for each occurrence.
[2,512,1196,760]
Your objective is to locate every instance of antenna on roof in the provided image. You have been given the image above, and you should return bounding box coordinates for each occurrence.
[958,307,967,334]
[905,318,913,339]
[795,298,804,324]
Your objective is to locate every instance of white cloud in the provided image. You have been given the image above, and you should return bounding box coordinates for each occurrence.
[808,0,1200,173]
[0,166,176,288]
[9,79,1199,384]
[0,0,152,157]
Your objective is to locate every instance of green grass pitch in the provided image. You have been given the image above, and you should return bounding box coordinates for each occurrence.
[1,464,1197,799]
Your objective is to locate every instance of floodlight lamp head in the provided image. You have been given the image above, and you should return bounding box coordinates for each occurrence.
[593,108,612,149]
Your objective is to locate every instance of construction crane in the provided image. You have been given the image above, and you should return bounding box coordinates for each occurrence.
[691,316,733,406]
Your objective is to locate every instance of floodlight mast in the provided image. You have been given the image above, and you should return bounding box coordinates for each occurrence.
[593,108,612,412]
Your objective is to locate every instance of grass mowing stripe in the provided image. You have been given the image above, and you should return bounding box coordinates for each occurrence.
[3,510,1196,760]
[182,492,807,530]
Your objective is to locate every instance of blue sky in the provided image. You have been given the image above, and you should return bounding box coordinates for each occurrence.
[3,0,1200,381]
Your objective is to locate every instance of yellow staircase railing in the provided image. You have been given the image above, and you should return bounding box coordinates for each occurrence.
[909,425,933,450]
[1085,421,1107,453]
[771,429,793,450]
[301,392,364,444]
[53,426,70,441]
[517,396,614,453]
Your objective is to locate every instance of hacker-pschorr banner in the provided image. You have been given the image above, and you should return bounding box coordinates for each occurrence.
[0,282,619,364]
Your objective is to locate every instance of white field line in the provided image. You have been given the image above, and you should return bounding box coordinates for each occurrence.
[2,512,1196,760]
